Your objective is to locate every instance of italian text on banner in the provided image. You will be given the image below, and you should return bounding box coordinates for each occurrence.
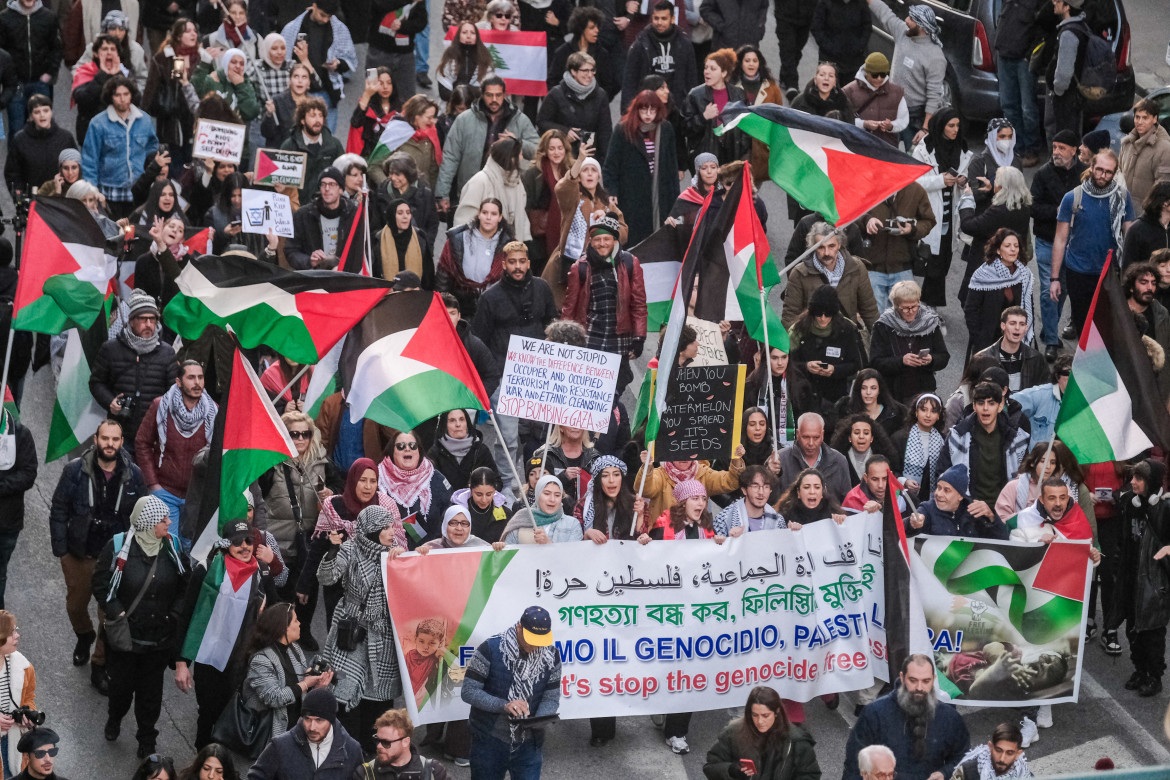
[382,514,889,724]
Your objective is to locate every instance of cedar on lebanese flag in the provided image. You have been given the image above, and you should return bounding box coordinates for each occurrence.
[693,163,788,351]
[14,197,116,334]
[163,255,391,365]
[716,104,932,226]
[340,291,491,432]
[1055,252,1170,464]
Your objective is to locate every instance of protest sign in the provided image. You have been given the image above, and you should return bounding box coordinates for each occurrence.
[654,364,746,461]
[685,317,728,366]
[384,514,889,723]
[495,335,620,433]
[193,119,246,164]
[240,189,294,238]
[911,535,1091,707]
[254,148,307,188]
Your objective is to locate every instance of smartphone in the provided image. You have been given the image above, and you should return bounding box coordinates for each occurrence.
[581,131,595,147]
[367,67,378,81]
[946,167,960,176]
[171,58,184,78]
[297,32,307,43]
[740,759,756,774]
[315,475,326,491]
[229,219,242,228]
[917,348,931,358]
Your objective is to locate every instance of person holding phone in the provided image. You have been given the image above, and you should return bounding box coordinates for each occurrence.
[703,685,821,779]
[537,51,613,160]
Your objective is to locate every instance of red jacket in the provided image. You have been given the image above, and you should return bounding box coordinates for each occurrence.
[135,396,212,497]
[561,250,648,339]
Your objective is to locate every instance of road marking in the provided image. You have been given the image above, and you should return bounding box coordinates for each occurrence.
[1080,668,1170,763]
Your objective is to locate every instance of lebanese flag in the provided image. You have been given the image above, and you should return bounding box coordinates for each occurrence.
[162,255,392,365]
[340,291,490,432]
[442,27,547,97]
[14,198,115,334]
[717,104,932,226]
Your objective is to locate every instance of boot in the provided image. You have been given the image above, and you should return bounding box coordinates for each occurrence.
[91,664,109,696]
[104,717,120,741]
[73,632,96,666]
[1138,676,1163,698]
[1125,670,1148,690]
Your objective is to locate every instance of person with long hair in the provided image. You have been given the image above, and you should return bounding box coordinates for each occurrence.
[963,228,1035,359]
[958,165,1034,300]
[437,84,474,149]
[1123,181,1170,267]
[776,468,846,527]
[740,407,782,472]
[667,152,721,228]
[376,152,440,252]
[912,106,972,307]
[835,368,907,438]
[141,18,200,166]
[131,753,177,780]
[175,744,237,780]
[260,61,318,147]
[995,440,1092,523]
[0,611,36,777]
[538,51,613,158]
[450,467,513,543]
[577,456,643,541]
[703,685,821,780]
[788,285,864,426]
[869,279,950,404]
[348,66,399,157]
[744,346,813,452]
[683,48,750,164]
[436,198,515,316]
[454,137,530,241]
[436,22,495,101]
[523,129,574,268]
[378,430,453,547]
[640,74,689,177]
[830,414,899,486]
[206,171,270,257]
[502,475,584,544]
[604,89,680,245]
[790,60,855,121]
[896,393,948,503]
[534,425,599,513]
[379,197,434,286]
[134,214,196,315]
[375,94,441,190]
[732,45,785,183]
[549,6,617,100]
[130,178,187,228]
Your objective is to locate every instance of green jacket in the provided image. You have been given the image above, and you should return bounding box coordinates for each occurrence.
[190,62,262,122]
[704,721,822,780]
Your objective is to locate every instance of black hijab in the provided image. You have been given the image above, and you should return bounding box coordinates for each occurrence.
[925,107,966,173]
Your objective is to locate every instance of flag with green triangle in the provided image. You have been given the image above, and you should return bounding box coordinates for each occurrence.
[46,300,112,461]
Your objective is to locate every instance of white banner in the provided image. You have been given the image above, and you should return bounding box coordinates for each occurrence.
[241,189,294,238]
[685,316,729,366]
[494,335,620,432]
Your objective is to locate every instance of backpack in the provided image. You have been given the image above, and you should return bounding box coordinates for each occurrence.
[1069,21,1117,101]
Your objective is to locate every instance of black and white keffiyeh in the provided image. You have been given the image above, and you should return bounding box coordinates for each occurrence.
[156,385,218,464]
[500,625,559,744]
[580,455,627,532]
[957,744,1031,780]
[903,424,945,494]
[968,258,1035,345]
[812,253,845,287]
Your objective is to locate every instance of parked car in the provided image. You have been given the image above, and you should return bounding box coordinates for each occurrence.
[868,0,1135,123]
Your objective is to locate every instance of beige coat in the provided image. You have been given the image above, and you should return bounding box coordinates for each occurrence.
[1120,123,1170,208]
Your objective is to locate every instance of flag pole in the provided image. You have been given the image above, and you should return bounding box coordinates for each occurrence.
[758,286,780,460]
[489,410,533,519]
[275,364,311,402]
[631,442,654,537]
[777,215,866,282]
[0,329,15,417]
[538,422,553,476]
[362,179,373,276]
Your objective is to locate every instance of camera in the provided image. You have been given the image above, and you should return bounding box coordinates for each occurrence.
[884,217,916,233]
[7,706,45,726]
[3,186,32,233]
[306,657,332,677]
[114,394,135,419]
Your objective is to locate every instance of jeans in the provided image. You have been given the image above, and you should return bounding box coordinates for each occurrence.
[151,488,186,545]
[0,531,19,610]
[900,106,926,152]
[310,91,339,134]
[6,81,51,138]
[1035,238,1067,346]
[997,56,1041,154]
[469,733,543,780]
[483,389,520,493]
[868,269,913,309]
[415,23,430,74]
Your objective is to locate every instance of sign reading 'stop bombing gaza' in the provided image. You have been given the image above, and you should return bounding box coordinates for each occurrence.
[495,336,620,433]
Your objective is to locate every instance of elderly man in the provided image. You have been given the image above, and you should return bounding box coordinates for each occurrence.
[859,745,897,780]
[778,413,852,502]
[844,654,970,780]
[906,464,1007,539]
[952,723,1032,780]
[15,727,69,780]
[782,223,879,330]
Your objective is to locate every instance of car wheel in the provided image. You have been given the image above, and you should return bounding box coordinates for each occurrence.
[942,72,962,116]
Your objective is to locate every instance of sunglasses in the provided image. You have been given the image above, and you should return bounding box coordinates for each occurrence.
[376,735,409,749]
[869,71,889,78]
[289,430,312,440]
[493,11,511,17]
[230,537,255,547]
[395,442,419,451]
[32,747,59,759]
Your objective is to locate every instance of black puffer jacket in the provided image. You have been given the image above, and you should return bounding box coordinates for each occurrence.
[1122,212,1170,267]
[49,447,144,558]
[0,2,62,81]
[92,533,187,650]
[470,272,559,366]
[0,417,37,534]
[89,333,178,445]
[537,82,613,157]
[3,119,75,192]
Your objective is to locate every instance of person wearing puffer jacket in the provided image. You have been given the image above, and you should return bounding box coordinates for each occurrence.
[905,464,1008,539]
[427,409,497,491]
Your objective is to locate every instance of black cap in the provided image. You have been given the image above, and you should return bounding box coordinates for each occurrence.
[1052,129,1079,148]
[520,605,553,647]
[392,270,421,291]
[301,686,338,719]
[17,727,59,754]
[1081,129,1110,154]
[224,520,251,544]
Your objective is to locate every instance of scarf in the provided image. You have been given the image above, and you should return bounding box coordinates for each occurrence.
[876,302,942,337]
[812,253,845,287]
[1081,178,1129,251]
[968,258,1035,344]
[412,124,442,166]
[107,496,184,601]
[440,432,474,461]
[581,455,627,532]
[222,19,248,47]
[121,325,160,355]
[902,425,945,493]
[562,70,596,99]
[800,83,847,117]
[908,4,942,46]
[957,744,1030,780]
[663,461,699,484]
[379,456,435,517]
[155,385,217,465]
[530,475,564,527]
[314,494,357,537]
[499,626,559,744]
[985,117,1015,168]
[341,457,379,516]
[740,74,762,104]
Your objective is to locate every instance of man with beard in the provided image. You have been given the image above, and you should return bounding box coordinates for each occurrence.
[358,708,449,779]
[49,420,146,695]
[950,723,1031,780]
[280,99,345,204]
[1123,262,1170,398]
[844,653,970,780]
[1010,477,1099,547]
[1030,130,1084,360]
[471,242,558,493]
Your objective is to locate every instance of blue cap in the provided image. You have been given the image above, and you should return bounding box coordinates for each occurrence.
[520,606,553,647]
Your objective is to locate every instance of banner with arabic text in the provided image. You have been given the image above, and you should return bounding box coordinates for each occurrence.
[382,515,889,723]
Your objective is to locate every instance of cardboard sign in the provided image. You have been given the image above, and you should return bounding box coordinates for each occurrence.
[193,118,247,164]
[254,148,307,188]
[654,364,746,462]
[685,316,729,366]
[495,335,620,433]
[240,189,294,238]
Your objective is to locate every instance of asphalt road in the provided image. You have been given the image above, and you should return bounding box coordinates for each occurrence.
[3,3,1170,778]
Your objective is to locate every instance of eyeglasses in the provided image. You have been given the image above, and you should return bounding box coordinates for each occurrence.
[289,430,312,440]
[898,304,920,313]
[395,442,419,451]
[376,736,409,749]
[31,748,59,759]
[575,67,595,73]
[493,11,511,17]
[447,519,471,528]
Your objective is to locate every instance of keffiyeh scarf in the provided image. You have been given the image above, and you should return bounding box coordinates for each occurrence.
[155,385,217,465]
[379,457,436,517]
[500,626,559,744]
[968,258,1035,344]
[812,253,845,287]
[106,496,184,601]
[663,461,699,484]
[957,744,1030,780]
[121,325,160,356]
[1081,178,1129,251]
[903,425,945,494]
[581,455,627,532]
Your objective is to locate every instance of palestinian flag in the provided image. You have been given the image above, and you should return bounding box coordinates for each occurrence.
[401,512,425,545]
[631,360,657,435]
[716,104,932,226]
[14,197,115,334]
[694,164,787,350]
[163,255,391,365]
[340,291,490,432]
[366,115,416,169]
[2,386,16,423]
[46,310,110,461]
[630,225,685,331]
[914,535,1090,647]
[304,336,344,419]
[1055,253,1170,463]
[338,198,371,276]
[442,27,547,96]
[180,552,261,671]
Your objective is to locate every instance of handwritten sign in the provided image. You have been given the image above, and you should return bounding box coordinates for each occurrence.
[193,118,246,164]
[654,364,746,461]
[254,148,307,188]
[686,316,728,366]
[495,335,620,432]
[240,188,294,238]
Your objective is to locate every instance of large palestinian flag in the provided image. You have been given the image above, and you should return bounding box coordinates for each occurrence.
[716,104,932,226]
[46,305,110,462]
[180,551,261,671]
[1055,253,1170,463]
[163,255,392,365]
[366,115,417,169]
[340,291,490,432]
[630,225,685,331]
[14,198,115,333]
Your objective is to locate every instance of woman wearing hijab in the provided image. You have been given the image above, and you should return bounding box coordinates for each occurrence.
[130,178,187,228]
[912,107,972,307]
[966,118,1021,215]
[319,504,406,754]
[175,518,276,749]
[254,33,309,115]
[744,346,812,451]
[427,409,497,491]
[419,505,509,552]
[297,458,396,627]
[93,496,187,760]
[788,285,864,424]
[604,89,680,246]
[378,430,453,548]
[378,197,434,287]
[534,425,598,514]
[503,476,584,544]
[191,48,262,123]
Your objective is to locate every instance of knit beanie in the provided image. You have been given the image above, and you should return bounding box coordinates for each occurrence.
[301,686,338,720]
[863,52,890,75]
[938,464,969,497]
[127,288,159,319]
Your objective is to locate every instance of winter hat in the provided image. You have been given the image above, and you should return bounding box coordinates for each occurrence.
[16,727,59,754]
[589,211,622,239]
[59,148,82,165]
[1081,129,1110,155]
[101,9,130,31]
[318,167,345,187]
[392,270,421,291]
[127,288,159,319]
[313,0,340,15]
[808,284,841,318]
[693,152,718,170]
[938,464,969,496]
[1052,129,1079,148]
[863,52,890,75]
[579,156,601,173]
[301,686,338,720]
[672,479,707,503]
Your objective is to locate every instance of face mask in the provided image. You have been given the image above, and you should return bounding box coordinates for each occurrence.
[995,139,1013,154]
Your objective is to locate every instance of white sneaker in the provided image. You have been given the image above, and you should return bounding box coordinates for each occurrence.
[1019,717,1039,748]
[667,735,690,754]
[1036,704,1053,728]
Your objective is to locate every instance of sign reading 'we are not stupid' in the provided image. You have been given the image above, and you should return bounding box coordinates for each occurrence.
[496,335,620,433]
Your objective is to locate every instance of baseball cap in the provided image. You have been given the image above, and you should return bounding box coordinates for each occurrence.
[520,606,553,647]
[224,520,251,545]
